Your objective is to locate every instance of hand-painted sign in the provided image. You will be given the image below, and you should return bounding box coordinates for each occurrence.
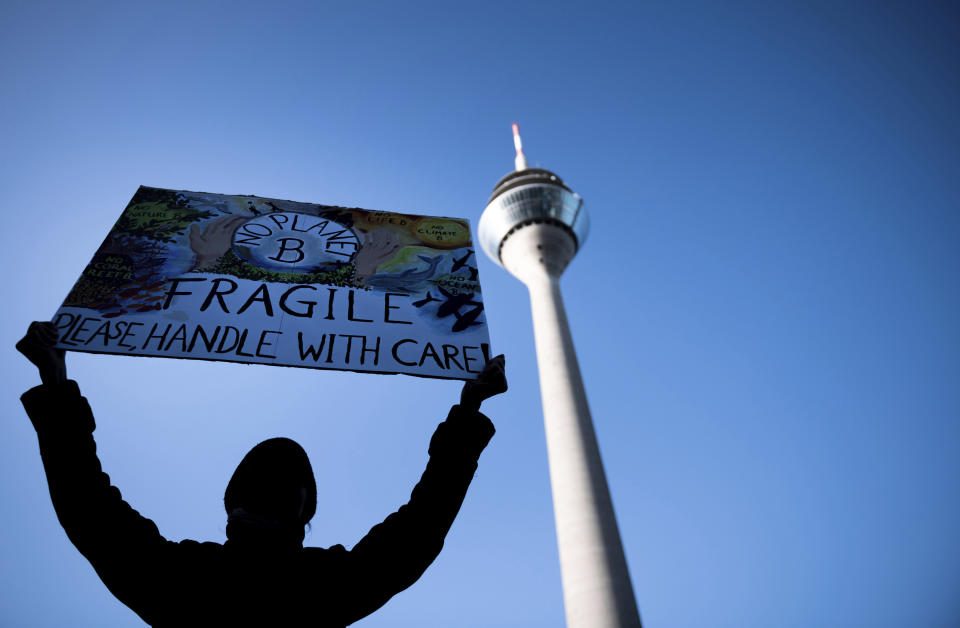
[52,186,490,380]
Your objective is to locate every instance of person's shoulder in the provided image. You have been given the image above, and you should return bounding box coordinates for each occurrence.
[174,539,225,554]
[303,543,348,557]
[176,538,221,546]
[154,539,225,575]
[301,543,350,566]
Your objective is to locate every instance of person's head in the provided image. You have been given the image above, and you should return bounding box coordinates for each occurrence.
[224,437,317,528]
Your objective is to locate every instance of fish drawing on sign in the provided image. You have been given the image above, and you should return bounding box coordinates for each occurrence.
[452,304,485,332]
[365,254,443,293]
[436,286,482,318]
[452,249,474,272]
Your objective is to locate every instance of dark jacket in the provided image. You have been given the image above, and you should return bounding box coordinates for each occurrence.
[21,380,495,627]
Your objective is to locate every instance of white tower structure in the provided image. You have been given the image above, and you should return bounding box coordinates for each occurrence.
[478,125,642,628]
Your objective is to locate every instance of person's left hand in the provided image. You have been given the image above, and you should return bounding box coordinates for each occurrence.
[460,354,507,411]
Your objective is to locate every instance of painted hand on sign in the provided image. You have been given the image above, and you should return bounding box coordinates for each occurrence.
[353,228,417,282]
[189,215,248,271]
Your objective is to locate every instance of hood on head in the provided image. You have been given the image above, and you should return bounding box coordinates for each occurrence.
[224,437,317,526]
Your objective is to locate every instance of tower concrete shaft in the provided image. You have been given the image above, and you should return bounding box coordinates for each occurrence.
[499,223,641,628]
[478,125,641,627]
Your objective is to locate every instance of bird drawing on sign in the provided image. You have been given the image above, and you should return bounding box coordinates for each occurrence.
[436,287,482,319]
[452,250,474,272]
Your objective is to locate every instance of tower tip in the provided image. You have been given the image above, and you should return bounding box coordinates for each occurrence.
[512,123,528,171]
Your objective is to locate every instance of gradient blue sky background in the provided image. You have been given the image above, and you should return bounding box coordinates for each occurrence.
[2,1,958,626]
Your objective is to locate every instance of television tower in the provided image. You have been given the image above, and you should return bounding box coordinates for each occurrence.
[478,125,642,628]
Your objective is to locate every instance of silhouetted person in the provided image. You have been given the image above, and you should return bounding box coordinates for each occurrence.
[17,321,507,627]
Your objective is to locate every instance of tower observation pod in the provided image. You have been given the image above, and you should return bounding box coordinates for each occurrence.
[478,125,642,628]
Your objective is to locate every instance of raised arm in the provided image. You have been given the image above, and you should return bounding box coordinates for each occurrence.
[339,356,507,625]
[17,322,171,623]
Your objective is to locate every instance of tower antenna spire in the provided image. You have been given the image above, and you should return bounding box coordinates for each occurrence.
[512,123,528,171]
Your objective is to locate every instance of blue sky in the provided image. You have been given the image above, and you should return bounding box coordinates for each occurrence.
[2,1,958,626]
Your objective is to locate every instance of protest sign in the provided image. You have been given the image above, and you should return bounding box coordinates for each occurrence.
[52,186,490,380]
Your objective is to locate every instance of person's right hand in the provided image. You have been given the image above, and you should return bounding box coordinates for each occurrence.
[17,321,67,386]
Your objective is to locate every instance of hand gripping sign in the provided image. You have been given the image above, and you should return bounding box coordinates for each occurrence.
[52,186,491,380]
